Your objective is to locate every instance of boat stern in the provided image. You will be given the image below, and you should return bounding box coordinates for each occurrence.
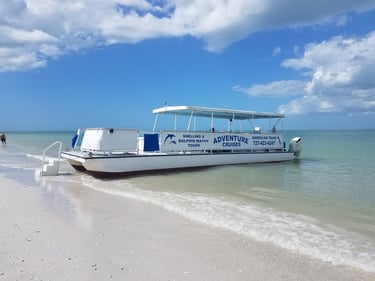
[289,137,303,158]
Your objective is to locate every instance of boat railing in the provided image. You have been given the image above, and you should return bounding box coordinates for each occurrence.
[42,141,62,165]
[37,141,63,176]
[156,129,286,153]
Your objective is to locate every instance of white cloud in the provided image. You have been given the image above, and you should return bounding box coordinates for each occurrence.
[237,32,375,115]
[233,80,305,98]
[1,0,375,72]
[272,46,281,56]
[0,47,46,72]
[0,26,58,44]
[336,14,349,26]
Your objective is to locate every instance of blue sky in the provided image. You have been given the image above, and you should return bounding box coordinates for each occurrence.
[1,0,375,131]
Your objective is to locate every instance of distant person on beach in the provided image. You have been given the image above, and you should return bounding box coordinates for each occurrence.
[0,132,6,144]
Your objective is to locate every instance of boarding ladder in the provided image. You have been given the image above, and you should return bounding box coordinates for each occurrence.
[36,141,62,177]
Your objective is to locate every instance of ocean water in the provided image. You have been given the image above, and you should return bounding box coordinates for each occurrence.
[1,130,375,272]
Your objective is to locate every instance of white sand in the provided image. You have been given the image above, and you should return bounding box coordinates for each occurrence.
[1,174,374,281]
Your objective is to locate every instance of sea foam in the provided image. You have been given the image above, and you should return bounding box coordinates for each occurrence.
[81,176,375,273]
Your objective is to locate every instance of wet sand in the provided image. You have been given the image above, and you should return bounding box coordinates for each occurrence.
[0,174,374,281]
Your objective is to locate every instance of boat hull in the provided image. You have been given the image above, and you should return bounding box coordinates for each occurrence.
[61,151,295,176]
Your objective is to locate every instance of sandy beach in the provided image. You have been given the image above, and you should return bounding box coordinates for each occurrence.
[1,174,374,281]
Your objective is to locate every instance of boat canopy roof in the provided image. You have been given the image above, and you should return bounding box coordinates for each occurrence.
[152,105,285,120]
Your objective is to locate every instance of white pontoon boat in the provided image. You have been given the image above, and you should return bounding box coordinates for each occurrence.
[61,105,302,176]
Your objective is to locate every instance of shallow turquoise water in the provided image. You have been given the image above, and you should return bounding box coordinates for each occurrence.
[1,130,375,272]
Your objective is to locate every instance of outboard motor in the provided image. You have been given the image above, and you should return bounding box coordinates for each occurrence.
[289,137,303,158]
